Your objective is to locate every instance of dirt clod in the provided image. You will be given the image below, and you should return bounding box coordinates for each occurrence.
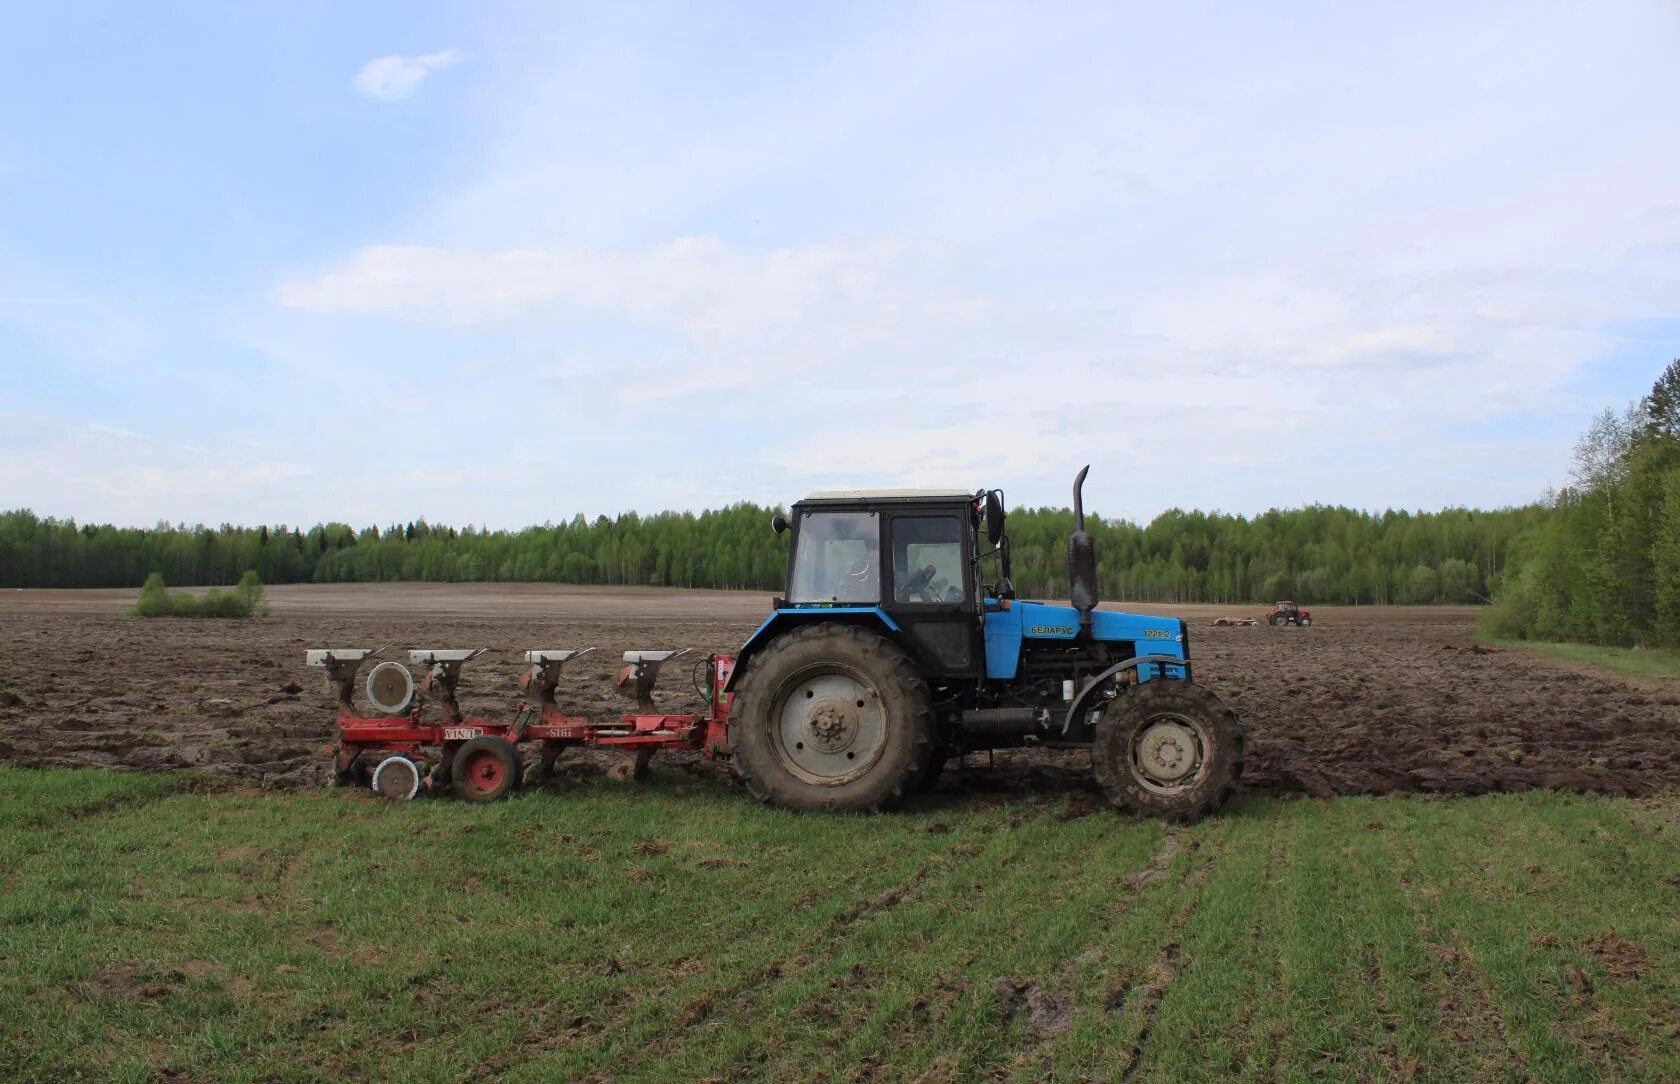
[1584,930,1652,980]
[1054,799,1103,822]
[995,976,1074,1038]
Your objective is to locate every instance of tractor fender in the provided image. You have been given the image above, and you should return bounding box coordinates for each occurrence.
[1061,654,1196,735]
[724,608,902,693]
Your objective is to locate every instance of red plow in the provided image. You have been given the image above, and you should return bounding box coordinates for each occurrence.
[308,646,734,801]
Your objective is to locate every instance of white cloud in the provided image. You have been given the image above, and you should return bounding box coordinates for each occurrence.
[277,237,976,344]
[353,50,462,102]
[272,189,1672,519]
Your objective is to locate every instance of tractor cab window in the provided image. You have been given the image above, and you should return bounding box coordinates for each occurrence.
[891,516,965,604]
[789,511,881,604]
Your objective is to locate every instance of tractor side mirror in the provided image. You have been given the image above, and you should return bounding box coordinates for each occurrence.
[770,514,789,535]
[984,490,1006,546]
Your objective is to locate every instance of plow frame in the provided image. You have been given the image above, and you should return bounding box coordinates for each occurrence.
[327,651,735,794]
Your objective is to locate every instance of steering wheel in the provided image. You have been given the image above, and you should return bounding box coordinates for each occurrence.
[896,564,939,602]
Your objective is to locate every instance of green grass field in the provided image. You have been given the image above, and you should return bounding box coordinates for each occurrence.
[1487,639,1680,683]
[3,768,1678,1083]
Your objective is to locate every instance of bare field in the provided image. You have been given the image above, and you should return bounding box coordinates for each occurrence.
[2,584,1678,799]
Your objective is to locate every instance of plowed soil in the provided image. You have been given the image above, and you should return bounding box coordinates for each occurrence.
[2,585,1678,799]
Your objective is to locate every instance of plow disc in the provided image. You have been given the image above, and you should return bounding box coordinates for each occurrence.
[365,661,415,715]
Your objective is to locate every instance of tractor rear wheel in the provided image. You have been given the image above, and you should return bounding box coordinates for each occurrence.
[1092,681,1244,821]
[730,623,935,812]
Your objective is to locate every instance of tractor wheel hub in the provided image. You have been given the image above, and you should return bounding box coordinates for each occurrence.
[1136,720,1200,784]
[775,671,888,785]
[806,700,858,751]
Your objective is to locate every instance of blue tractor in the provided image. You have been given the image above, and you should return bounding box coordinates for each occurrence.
[726,467,1245,818]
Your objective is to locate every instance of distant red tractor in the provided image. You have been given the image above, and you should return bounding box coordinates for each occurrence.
[1267,601,1312,627]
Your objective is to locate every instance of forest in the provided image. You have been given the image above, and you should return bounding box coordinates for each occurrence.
[13,363,1675,634]
[1484,359,1680,647]
[0,496,1546,606]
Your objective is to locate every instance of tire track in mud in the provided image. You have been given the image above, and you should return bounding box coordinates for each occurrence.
[1042,828,1191,1013]
[1257,828,1299,1082]
[1225,817,1284,1076]
[1110,911,1194,1080]
[1358,940,1407,1082]
[719,819,1219,1080]
[1450,814,1655,1076]
[1096,830,1229,1082]
[988,827,1226,1081]
[1106,934,1184,1082]
[32,785,180,826]
[1392,833,1536,1082]
[615,817,1008,1077]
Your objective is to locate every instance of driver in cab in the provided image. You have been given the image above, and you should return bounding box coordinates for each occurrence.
[838,538,880,602]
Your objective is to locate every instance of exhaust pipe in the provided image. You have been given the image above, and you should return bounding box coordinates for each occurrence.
[1067,466,1098,630]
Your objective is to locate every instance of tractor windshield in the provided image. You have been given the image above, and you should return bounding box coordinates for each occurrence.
[789,511,881,604]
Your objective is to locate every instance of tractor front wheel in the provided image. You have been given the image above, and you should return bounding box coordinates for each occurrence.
[1092,681,1244,820]
[730,623,935,812]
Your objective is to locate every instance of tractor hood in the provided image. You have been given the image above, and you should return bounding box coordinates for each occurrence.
[981,600,1186,681]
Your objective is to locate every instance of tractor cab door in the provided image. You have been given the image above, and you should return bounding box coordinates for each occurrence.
[883,510,980,677]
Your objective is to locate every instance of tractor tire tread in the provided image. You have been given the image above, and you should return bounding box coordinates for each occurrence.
[1092,681,1245,822]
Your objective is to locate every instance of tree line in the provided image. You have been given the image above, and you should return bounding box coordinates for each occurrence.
[0,496,1545,606]
[1485,359,1680,646]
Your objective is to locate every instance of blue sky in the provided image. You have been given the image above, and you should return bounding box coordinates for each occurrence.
[3,1,1677,528]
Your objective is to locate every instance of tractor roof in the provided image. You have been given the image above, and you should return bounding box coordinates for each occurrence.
[800,488,974,503]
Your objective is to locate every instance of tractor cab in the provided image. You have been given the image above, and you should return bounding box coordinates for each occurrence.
[777,489,985,676]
